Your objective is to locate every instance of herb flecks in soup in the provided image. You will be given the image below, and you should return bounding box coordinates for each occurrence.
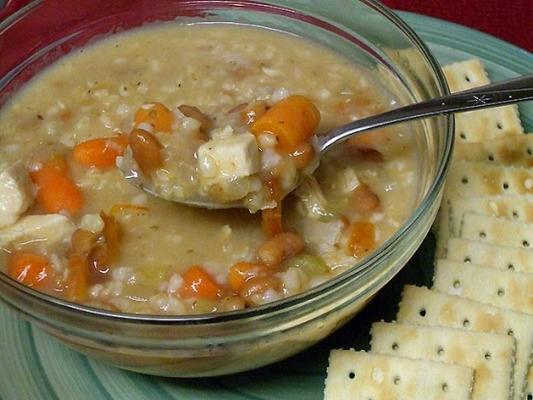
[0,24,417,314]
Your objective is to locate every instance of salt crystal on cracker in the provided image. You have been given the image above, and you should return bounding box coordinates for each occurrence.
[433,259,533,314]
[371,322,515,400]
[447,238,533,273]
[397,285,533,400]
[324,350,474,400]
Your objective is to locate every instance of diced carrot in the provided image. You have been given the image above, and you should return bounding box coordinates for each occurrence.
[31,158,83,215]
[290,141,316,169]
[251,95,320,153]
[241,100,269,126]
[110,204,149,215]
[65,254,89,302]
[179,266,223,300]
[352,183,381,213]
[349,221,376,258]
[100,211,120,261]
[134,102,173,133]
[261,179,283,238]
[228,262,269,292]
[258,232,305,267]
[7,251,55,289]
[73,135,129,168]
[129,128,163,176]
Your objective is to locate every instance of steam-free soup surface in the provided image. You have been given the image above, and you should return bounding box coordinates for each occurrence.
[0,24,417,314]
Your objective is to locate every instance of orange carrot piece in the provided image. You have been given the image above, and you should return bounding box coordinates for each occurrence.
[7,252,55,289]
[31,158,83,215]
[228,262,269,292]
[349,221,376,258]
[261,179,283,238]
[290,141,316,169]
[134,102,173,133]
[129,128,163,176]
[100,211,120,261]
[73,135,128,168]
[179,266,223,300]
[110,204,149,215]
[251,95,320,153]
[65,254,89,302]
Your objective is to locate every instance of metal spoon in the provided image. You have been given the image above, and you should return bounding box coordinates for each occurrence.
[122,75,533,209]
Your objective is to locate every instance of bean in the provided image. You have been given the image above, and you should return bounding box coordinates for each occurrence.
[178,104,212,133]
[239,276,280,306]
[352,183,380,213]
[129,128,163,176]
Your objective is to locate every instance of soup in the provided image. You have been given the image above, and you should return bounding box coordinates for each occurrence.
[0,24,417,314]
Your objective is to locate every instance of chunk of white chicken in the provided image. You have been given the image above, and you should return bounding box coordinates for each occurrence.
[0,162,34,228]
[0,214,75,248]
[197,132,260,201]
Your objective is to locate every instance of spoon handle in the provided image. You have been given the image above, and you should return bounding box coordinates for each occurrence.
[318,74,533,153]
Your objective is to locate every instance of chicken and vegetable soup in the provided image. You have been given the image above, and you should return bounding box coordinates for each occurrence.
[0,24,418,314]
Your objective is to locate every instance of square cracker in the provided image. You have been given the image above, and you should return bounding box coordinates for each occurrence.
[324,350,474,400]
[454,135,533,166]
[447,195,533,237]
[371,322,515,400]
[433,259,533,314]
[443,59,490,92]
[460,212,533,249]
[443,59,523,143]
[444,161,533,198]
[447,238,533,274]
[397,285,533,400]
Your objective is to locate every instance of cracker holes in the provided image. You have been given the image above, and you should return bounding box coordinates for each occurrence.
[391,342,399,351]
[464,75,471,83]
[479,231,487,239]
[437,346,445,356]
[461,177,469,184]
[497,288,505,297]
[459,132,467,140]
[496,122,503,130]
[507,263,515,271]
[462,318,470,327]
[463,257,472,263]
[512,210,519,219]
[527,393,532,400]
[527,147,532,156]
[419,308,427,317]
[487,154,495,161]
[484,351,492,360]
[348,370,356,380]
[441,383,449,392]
[393,376,401,385]
[502,182,509,190]
[507,329,514,337]
[523,240,530,248]
[452,280,461,289]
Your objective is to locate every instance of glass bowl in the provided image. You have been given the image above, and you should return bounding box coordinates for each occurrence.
[0,0,453,377]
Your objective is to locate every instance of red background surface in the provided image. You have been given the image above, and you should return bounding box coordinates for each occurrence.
[382,0,533,52]
[1,0,532,51]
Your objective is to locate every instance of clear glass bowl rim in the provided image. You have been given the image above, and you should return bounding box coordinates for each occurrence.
[0,0,453,324]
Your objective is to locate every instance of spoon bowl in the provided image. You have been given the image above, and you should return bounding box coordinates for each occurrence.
[119,75,533,210]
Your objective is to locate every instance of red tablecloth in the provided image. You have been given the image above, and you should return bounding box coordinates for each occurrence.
[382,0,533,52]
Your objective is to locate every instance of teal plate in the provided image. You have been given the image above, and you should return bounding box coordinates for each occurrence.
[0,12,532,400]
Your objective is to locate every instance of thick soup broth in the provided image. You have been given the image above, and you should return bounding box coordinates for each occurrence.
[0,24,417,314]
